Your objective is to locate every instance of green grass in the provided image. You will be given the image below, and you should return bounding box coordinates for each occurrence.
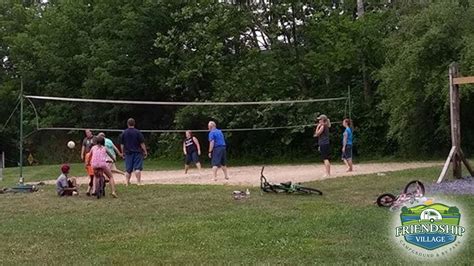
[0,165,473,264]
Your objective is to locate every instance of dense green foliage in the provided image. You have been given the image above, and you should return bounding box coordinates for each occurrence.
[1,165,473,264]
[1,0,474,164]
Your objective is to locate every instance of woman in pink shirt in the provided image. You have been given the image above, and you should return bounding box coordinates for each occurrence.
[88,136,118,197]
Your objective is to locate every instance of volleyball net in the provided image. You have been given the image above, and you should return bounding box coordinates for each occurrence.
[24,94,351,134]
[1,91,352,168]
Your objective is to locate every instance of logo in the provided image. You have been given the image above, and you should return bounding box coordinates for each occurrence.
[394,200,467,258]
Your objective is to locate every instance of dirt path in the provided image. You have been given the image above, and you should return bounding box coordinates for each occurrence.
[44,162,441,187]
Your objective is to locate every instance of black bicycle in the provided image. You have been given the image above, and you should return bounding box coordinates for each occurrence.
[94,168,106,199]
[260,167,323,195]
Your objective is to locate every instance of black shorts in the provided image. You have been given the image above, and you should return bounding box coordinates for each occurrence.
[185,151,200,165]
[342,144,353,160]
[319,144,331,161]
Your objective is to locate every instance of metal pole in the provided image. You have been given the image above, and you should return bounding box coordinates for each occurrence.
[19,77,24,184]
[348,86,352,120]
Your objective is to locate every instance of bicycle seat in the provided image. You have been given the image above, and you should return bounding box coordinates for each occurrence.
[280,181,292,187]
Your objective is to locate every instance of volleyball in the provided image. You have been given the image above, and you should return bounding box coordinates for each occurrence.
[67,141,75,149]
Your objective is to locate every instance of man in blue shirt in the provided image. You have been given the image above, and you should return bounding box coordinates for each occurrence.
[120,118,148,185]
[208,121,229,181]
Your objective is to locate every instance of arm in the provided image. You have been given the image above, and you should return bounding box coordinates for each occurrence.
[208,140,214,158]
[120,144,125,159]
[342,131,348,152]
[313,124,321,137]
[106,150,116,162]
[183,142,187,155]
[81,145,85,161]
[193,137,201,155]
[113,144,123,158]
[141,143,148,158]
[315,124,325,137]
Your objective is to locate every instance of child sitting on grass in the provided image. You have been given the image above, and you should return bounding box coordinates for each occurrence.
[56,164,78,197]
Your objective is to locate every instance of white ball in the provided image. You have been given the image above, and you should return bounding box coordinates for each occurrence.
[67,141,76,149]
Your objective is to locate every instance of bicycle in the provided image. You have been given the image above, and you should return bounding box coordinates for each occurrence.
[376,180,425,211]
[260,167,323,195]
[93,168,107,199]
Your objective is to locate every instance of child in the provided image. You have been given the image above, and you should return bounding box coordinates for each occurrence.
[56,164,78,196]
[342,118,353,172]
[183,130,202,174]
[88,136,118,198]
[84,136,97,196]
[85,150,95,196]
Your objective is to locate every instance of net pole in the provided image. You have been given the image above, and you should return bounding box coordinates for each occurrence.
[19,77,24,184]
[348,86,352,120]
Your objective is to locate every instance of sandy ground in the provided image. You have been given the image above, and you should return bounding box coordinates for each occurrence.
[44,162,441,187]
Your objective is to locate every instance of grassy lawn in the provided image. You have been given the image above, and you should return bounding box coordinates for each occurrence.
[0,165,472,264]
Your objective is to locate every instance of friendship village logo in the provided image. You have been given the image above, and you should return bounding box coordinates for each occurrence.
[393,199,467,259]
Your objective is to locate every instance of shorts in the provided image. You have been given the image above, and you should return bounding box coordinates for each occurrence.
[342,144,353,160]
[211,146,227,167]
[59,180,75,196]
[319,143,331,161]
[185,151,200,165]
[125,152,143,173]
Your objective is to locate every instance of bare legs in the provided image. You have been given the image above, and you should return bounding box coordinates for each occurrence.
[185,162,202,174]
[212,166,229,181]
[323,160,331,177]
[126,170,142,185]
[343,159,353,172]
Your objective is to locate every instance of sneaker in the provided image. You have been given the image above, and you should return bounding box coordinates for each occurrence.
[111,192,118,198]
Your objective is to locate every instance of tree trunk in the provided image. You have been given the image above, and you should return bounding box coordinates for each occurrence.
[357,0,364,18]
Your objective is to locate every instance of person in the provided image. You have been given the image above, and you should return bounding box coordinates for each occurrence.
[80,129,94,161]
[208,121,229,181]
[314,114,331,177]
[183,130,202,174]
[342,118,353,172]
[84,138,96,196]
[98,132,125,175]
[120,118,147,186]
[88,136,118,197]
[56,164,78,197]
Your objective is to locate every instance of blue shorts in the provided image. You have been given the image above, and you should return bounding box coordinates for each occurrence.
[185,151,200,165]
[125,152,143,173]
[342,144,353,160]
[211,146,227,167]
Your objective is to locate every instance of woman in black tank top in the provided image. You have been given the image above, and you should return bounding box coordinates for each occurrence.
[183,130,202,174]
[314,114,331,177]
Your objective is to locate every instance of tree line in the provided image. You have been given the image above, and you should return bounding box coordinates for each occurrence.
[1,0,474,165]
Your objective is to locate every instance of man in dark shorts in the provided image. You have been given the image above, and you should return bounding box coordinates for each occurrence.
[80,129,94,161]
[183,130,202,174]
[208,121,229,181]
[120,118,147,186]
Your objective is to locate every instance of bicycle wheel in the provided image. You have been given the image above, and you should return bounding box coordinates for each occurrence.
[403,180,425,197]
[96,176,104,199]
[296,186,323,195]
[377,193,396,207]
